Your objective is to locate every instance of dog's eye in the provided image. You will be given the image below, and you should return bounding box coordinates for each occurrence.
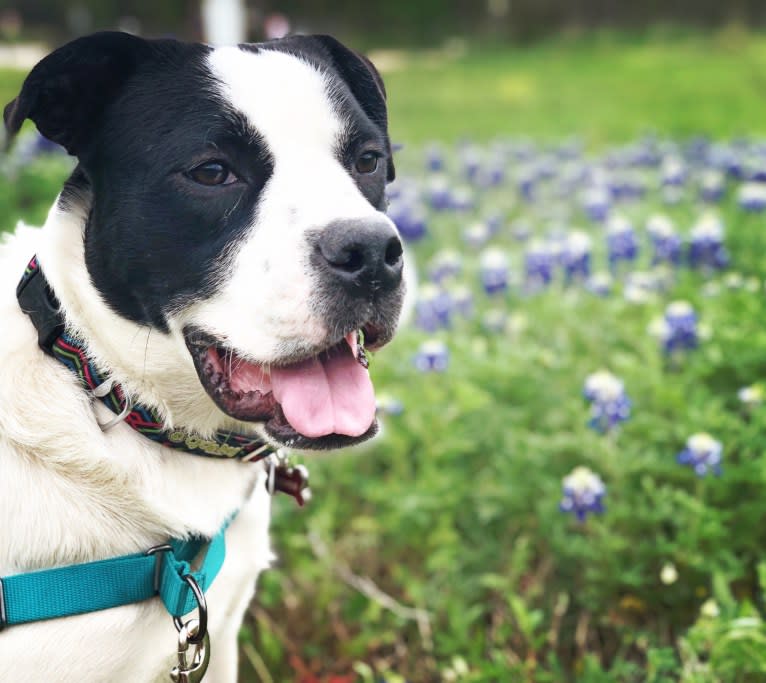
[187,161,237,186]
[355,152,380,175]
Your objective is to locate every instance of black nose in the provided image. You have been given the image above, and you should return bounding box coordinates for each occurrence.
[315,219,404,295]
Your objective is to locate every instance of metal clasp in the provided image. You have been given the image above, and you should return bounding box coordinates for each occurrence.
[172,574,208,645]
[169,618,210,683]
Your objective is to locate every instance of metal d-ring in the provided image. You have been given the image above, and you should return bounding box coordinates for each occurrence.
[0,578,7,632]
[146,543,174,593]
[173,574,208,645]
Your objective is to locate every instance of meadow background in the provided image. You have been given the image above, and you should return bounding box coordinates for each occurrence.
[4,17,766,683]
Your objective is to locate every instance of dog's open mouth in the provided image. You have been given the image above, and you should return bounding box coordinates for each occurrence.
[184,326,384,449]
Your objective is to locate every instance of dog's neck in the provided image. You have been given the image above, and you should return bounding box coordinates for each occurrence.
[35,188,260,441]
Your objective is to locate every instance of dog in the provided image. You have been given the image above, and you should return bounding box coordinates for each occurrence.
[0,31,403,682]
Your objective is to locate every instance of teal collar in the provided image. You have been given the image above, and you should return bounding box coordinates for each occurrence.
[0,522,229,631]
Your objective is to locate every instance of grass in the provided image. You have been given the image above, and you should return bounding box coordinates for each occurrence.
[383,27,766,144]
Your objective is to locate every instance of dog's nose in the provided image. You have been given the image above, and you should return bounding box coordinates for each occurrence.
[316,219,403,295]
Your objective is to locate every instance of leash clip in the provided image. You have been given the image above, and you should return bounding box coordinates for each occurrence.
[169,618,210,683]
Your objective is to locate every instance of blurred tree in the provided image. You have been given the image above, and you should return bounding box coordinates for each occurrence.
[2,0,766,46]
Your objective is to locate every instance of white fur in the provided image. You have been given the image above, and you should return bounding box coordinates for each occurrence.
[0,219,275,683]
[0,45,399,682]
[194,47,400,362]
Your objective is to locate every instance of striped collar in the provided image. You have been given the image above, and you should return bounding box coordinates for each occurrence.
[16,255,310,504]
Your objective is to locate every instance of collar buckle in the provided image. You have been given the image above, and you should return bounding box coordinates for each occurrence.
[16,257,65,355]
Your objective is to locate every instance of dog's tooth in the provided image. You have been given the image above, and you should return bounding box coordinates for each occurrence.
[345,330,358,358]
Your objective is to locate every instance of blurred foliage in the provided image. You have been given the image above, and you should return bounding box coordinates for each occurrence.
[4,29,766,683]
[5,0,766,45]
[382,27,766,144]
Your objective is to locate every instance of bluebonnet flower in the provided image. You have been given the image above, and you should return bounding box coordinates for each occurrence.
[479,164,506,187]
[510,220,532,242]
[517,166,538,201]
[524,241,555,288]
[460,146,482,181]
[582,186,611,222]
[699,170,725,202]
[585,272,613,297]
[583,369,621,401]
[428,249,463,284]
[413,339,449,372]
[387,200,427,242]
[646,214,681,266]
[610,170,647,200]
[484,212,504,235]
[660,156,687,186]
[450,186,475,211]
[583,370,631,432]
[688,214,728,270]
[588,392,632,432]
[738,182,766,212]
[607,214,639,267]
[676,433,722,477]
[479,248,510,295]
[448,284,474,318]
[462,221,490,248]
[649,300,699,352]
[375,394,404,416]
[427,176,454,210]
[414,284,452,332]
[562,231,592,281]
[425,143,445,172]
[559,466,606,521]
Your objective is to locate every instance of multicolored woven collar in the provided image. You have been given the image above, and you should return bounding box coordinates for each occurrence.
[16,255,275,463]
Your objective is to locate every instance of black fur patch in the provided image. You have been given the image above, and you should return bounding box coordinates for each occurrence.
[7,32,394,332]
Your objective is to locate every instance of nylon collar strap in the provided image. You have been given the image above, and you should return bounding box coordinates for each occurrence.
[0,520,228,629]
[16,255,275,463]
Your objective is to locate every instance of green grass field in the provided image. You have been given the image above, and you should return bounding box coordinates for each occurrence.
[4,28,766,683]
[382,27,766,144]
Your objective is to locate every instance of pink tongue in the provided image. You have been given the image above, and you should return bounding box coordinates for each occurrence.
[270,349,376,438]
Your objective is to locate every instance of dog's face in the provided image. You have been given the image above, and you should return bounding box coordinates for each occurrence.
[5,32,404,450]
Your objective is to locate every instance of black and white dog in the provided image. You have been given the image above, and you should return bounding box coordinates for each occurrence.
[0,32,403,682]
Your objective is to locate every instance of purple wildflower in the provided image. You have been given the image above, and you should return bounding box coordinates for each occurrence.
[738,182,766,212]
[688,214,728,270]
[583,370,631,432]
[676,433,722,477]
[479,248,510,295]
[607,215,639,267]
[559,467,606,521]
[582,186,611,222]
[647,215,681,266]
[562,231,592,281]
[650,301,699,353]
[413,339,449,373]
[525,241,555,288]
[387,201,427,242]
[414,284,452,332]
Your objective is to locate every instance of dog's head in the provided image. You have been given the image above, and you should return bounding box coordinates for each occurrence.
[5,32,404,450]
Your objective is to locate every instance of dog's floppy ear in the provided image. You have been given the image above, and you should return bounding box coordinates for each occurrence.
[290,35,396,182]
[4,31,152,155]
